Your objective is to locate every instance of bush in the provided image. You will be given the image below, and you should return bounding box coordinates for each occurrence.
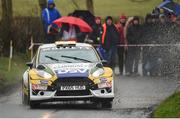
[0,17,45,54]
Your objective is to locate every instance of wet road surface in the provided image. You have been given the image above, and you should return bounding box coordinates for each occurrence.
[0,75,179,118]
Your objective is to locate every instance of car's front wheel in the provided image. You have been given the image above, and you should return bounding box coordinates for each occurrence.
[94,100,113,109]
[101,101,112,108]
[29,101,40,109]
[28,83,40,108]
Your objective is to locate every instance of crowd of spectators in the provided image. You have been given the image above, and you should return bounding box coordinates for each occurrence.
[42,0,180,77]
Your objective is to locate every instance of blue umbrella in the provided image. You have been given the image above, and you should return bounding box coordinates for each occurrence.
[158,0,180,15]
[158,0,172,8]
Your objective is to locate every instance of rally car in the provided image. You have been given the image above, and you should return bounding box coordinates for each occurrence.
[22,41,114,108]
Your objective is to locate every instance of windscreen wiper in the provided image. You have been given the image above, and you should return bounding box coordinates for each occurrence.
[61,55,92,63]
[45,55,72,63]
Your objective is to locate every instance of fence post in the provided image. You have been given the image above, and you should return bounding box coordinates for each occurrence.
[30,36,33,60]
[8,40,13,71]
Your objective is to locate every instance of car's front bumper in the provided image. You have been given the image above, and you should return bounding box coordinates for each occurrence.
[30,82,114,102]
[30,89,114,101]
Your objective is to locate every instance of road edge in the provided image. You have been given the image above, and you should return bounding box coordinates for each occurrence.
[0,80,21,98]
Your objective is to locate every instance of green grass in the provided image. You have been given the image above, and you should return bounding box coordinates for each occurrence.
[0,54,28,90]
[0,0,179,18]
[11,0,161,17]
[153,91,180,118]
[94,0,162,17]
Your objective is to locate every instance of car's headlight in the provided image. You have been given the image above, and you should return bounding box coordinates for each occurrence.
[32,84,47,90]
[98,82,112,89]
[92,68,104,78]
[37,70,52,79]
[97,78,112,88]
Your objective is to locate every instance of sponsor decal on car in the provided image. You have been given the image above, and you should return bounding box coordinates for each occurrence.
[55,69,89,78]
[47,63,93,71]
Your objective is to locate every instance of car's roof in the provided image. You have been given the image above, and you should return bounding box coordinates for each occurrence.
[39,42,93,49]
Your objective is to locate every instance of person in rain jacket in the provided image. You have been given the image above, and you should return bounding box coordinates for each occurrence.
[125,16,142,76]
[115,15,127,75]
[101,16,120,70]
[42,0,61,43]
[59,23,81,41]
[89,16,103,44]
[141,14,158,76]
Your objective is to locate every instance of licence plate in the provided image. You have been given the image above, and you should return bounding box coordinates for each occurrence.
[60,86,86,91]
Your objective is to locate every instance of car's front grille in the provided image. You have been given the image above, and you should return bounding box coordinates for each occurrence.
[49,77,97,96]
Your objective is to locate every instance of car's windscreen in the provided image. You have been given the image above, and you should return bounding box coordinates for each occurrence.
[38,46,99,64]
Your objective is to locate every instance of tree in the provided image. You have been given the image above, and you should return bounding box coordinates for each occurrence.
[1,0,13,56]
[86,0,94,14]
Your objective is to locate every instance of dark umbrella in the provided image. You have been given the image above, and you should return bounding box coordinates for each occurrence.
[72,10,96,27]
[53,16,93,32]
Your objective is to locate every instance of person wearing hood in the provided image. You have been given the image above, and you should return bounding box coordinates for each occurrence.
[101,16,120,70]
[88,17,103,44]
[42,0,61,43]
[141,14,153,76]
[125,16,142,76]
[115,15,127,75]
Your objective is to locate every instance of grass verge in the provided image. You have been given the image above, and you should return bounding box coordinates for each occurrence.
[0,54,27,91]
[1,0,179,18]
[152,91,180,118]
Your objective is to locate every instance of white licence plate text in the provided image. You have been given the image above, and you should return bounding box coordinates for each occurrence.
[60,86,86,91]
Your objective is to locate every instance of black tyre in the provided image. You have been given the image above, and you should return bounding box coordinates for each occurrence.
[30,101,40,109]
[28,82,40,109]
[22,90,28,105]
[22,79,28,105]
[93,101,113,109]
[101,101,112,109]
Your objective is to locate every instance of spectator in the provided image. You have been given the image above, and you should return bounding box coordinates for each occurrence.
[101,16,120,70]
[148,43,162,77]
[159,14,167,24]
[157,14,172,44]
[170,15,180,44]
[150,14,160,44]
[152,7,161,16]
[175,15,180,25]
[125,16,142,76]
[42,0,61,43]
[151,15,159,25]
[116,15,127,75]
[89,17,103,44]
[59,23,80,41]
[142,14,154,76]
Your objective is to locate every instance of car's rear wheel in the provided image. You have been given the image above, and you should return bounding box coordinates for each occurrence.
[22,90,28,105]
[22,79,28,105]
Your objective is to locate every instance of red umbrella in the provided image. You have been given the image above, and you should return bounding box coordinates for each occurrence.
[53,16,93,32]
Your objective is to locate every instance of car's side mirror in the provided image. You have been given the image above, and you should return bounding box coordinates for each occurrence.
[26,62,33,68]
[101,60,108,66]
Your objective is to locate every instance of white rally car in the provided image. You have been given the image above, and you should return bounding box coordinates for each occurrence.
[22,41,114,108]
